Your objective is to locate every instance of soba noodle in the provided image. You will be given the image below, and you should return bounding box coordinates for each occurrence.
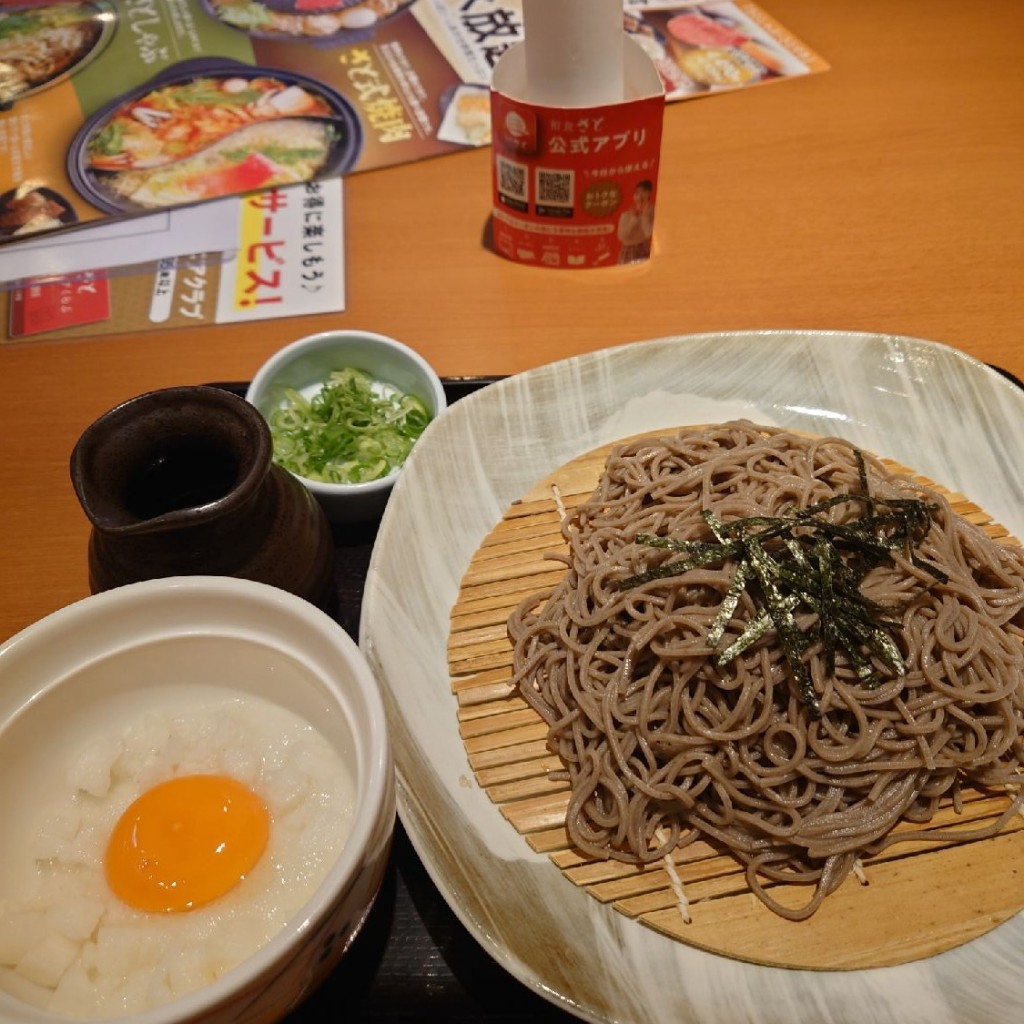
[508,422,1024,920]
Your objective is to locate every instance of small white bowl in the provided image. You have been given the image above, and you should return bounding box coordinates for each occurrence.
[0,576,395,1024]
[245,330,447,524]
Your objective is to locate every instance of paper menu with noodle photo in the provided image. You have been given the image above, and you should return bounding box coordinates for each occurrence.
[0,0,468,244]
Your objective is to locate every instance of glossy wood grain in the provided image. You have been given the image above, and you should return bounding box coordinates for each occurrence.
[2,0,1023,642]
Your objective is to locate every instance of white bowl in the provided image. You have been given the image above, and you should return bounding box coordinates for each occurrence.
[0,576,395,1024]
[245,330,447,524]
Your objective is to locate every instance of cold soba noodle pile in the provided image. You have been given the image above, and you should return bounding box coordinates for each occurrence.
[508,422,1024,920]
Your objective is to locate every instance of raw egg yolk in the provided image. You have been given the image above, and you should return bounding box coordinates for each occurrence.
[105,774,269,913]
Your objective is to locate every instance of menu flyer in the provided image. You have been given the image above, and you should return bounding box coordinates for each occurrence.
[0,0,472,244]
[3,178,345,340]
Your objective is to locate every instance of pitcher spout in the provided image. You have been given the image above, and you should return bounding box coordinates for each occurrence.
[69,385,335,611]
[71,385,269,534]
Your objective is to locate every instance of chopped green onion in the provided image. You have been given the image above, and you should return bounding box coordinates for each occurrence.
[267,368,431,485]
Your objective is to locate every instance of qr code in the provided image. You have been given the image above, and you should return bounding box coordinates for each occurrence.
[497,156,528,200]
[536,168,574,207]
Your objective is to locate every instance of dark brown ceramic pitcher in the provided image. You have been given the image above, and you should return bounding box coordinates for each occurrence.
[70,385,336,612]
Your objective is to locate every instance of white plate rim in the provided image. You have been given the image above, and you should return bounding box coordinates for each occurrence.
[360,329,1024,1024]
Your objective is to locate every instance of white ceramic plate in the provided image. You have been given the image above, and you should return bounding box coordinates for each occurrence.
[359,331,1024,1024]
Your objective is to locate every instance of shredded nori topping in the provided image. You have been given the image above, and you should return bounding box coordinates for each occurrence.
[617,451,946,712]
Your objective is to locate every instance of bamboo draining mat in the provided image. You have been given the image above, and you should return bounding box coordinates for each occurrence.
[447,431,1024,971]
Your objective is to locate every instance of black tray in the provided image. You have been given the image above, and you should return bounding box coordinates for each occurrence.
[216,377,573,1022]
[218,364,1024,1022]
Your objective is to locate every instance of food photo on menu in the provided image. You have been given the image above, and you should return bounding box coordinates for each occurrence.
[71,63,363,213]
[625,2,824,97]
[0,1,114,109]
[198,0,421,41]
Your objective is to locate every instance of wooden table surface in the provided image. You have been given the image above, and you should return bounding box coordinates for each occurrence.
[1,0,1022,642]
